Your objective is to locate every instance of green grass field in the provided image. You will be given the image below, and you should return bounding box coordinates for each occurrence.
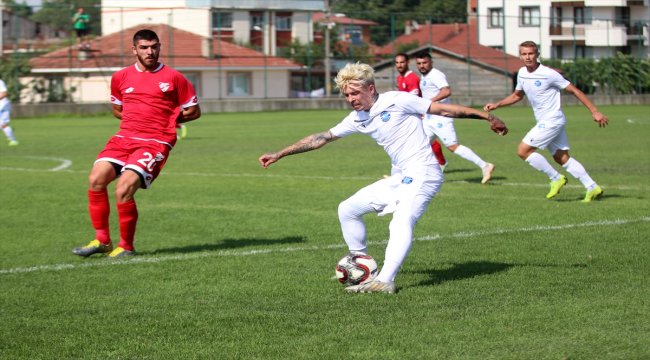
[1,105,649,359]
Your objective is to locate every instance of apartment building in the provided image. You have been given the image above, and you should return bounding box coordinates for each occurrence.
[101,0,326,56]
[477,0,649,59]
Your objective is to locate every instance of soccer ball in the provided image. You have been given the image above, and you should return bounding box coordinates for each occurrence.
[335,253,378,286]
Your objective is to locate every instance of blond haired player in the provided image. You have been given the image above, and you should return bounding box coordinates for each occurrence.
[259,63,507,293]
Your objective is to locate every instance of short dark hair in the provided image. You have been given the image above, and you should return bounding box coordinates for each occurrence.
[415,51,432,60]
[133,29,159,45]
[395,52,409,61]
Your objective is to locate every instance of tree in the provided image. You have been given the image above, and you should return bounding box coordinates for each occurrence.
[0,55,32,103]
[4,0,34,17]
[30,0,101,36]
[331,0,467,45]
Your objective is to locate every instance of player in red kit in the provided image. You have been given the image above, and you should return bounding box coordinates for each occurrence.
[395,53,447,170]
[72,29,201,258]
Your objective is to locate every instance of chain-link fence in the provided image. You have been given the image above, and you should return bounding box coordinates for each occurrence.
[1,3,649,104]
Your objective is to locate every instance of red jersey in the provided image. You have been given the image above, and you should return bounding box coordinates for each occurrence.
[396,70,421,97]
[110,63,198,146]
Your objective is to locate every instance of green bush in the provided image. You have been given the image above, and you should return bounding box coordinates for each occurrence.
[545,54,650,94]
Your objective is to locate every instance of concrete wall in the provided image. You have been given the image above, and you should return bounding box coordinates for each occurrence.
[11,95,650,119]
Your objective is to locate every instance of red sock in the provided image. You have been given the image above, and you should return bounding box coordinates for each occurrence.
[116,200,138,251]
[431,141,446,166]
[88,189,111,244]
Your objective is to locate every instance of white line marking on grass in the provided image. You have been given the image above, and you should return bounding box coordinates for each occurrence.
[0,156,73,172]
[0,166,647,191]
[2,217,648,275]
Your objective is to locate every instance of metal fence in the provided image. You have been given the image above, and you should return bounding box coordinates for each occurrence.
[1,4,649,105]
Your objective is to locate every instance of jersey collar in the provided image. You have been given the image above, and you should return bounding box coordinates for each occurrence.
[134,62,164,73]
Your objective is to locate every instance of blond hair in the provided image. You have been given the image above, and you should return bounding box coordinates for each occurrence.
[519,41,540,55]
[334,62,375,91]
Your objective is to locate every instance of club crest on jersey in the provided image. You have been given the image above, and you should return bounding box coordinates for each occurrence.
[159,82,170,92]
[402,176,413,184]
[380,111,391,122]
[535,80,542,87]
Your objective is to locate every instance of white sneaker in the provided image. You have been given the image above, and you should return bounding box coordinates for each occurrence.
[345,280,397,294]
[481,163,495,184]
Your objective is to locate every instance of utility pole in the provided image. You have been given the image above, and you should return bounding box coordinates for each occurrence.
[324,0,331,97]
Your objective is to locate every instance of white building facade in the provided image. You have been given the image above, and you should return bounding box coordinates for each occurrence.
[101,0,325,56]
[477,0,649,59]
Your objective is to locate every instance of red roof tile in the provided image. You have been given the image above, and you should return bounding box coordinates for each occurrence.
[312,12,378,26]
[30,24,302,72]
[376,20,521,73]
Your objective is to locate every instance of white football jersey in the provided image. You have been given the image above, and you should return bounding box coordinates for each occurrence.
[330,91,435,169]
[0,79,9,110]
[419,68,451,104]
[516,63,570,125]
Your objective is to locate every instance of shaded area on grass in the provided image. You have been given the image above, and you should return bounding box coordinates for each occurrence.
[146,236,306,255]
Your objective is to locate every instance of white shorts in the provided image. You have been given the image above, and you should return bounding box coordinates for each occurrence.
[422,114,457,147]
[0,104,10,126]
[523,122,570,154]
[344,164,443,219]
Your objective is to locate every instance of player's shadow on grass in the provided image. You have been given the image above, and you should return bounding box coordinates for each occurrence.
[444,168,505,184]
[147,236,306,255]
[555,193,621,202]
[411,261,512,288]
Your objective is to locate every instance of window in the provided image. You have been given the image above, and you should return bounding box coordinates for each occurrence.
[552,45,563,59]
[520,6,540,27]
[183,73,201,97]
[250,12,264,30]
[574,7,584,24]
[574,45,588,59]
[275,13,292,31]
[551,7,562,27]
[227,72,251,96]
[212,12,233,29]
[343,27,362,45]
[488,8,503,28]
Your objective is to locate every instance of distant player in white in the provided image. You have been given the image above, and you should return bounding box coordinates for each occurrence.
[0,78,19,146]
[484,41,608,202]
[259,62,507,293]
[416,52,495,184]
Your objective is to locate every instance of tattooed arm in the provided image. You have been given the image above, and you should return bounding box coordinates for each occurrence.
[428,103,508,136]
[258,130,339,168]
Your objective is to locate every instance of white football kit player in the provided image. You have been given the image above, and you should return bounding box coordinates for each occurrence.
[330,91,443,283]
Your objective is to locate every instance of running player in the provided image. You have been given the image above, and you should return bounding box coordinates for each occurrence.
[484,41,608,202]
[0,78,19,146]
[72,29,201,258]
[395,52,447,171]
[416,52,495,184]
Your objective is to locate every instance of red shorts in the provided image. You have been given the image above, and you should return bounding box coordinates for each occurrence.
[96,136,172,189]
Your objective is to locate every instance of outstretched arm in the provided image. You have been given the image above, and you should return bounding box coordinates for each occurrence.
[258,130,339,168]
[428,103,508,136]
[483,90,525,112]
[563,84,608,128]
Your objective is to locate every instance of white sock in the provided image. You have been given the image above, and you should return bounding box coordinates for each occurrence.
[563,157,596,189]
[453,145,486,169]
[375,211,418,283]
[3,126,16,141]
[525,152,561,180]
